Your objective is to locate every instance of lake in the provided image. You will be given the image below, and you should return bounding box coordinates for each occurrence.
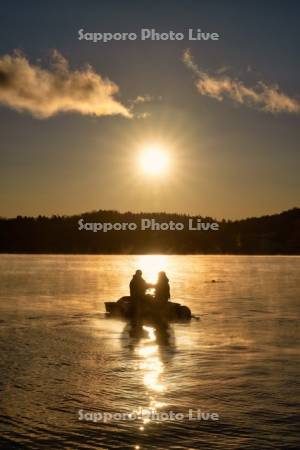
[0,255,299,449]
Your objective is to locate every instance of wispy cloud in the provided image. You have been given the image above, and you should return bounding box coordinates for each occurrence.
[131,95,153,104]
[183,49,300,114]
[0,50,131,118]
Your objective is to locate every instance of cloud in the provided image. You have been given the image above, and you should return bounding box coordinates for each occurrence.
[128,94,163,118]
[0,50,131,118]
[183,49,300,114]
[131,95,153,104]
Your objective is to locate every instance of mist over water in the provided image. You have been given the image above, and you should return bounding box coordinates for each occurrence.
[0,255,299,449]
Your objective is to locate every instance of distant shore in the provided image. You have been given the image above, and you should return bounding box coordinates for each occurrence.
[0,208,299,255]
[1,252,300,256]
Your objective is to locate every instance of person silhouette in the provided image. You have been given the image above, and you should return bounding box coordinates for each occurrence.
[130,270,148,298]
[129,269,151,324]
[155,271,170,304]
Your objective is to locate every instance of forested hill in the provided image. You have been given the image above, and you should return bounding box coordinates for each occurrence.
[0,208,299,254]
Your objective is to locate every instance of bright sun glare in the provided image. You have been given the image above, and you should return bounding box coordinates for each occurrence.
[139,145,169,176]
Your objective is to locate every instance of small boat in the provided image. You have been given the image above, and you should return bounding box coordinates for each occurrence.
[105,295,192,322]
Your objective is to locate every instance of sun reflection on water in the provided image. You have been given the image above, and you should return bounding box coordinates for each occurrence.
[137,326,165,393]
[135,255,170,284]
[132,325,168,438]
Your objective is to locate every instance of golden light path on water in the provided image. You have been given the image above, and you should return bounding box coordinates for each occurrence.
[132,324,167,436]
[137,326,165,394]
[127,254,192,447]
[133,257,169,435]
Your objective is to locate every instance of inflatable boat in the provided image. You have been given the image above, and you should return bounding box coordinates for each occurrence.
[105,295,192,322]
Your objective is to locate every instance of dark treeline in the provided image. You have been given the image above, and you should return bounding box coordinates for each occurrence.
[0,208,299,254]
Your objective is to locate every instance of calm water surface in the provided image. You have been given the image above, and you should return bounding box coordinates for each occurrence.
[0,255,299,449]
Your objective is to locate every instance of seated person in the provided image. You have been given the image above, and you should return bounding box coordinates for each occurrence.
[129,270,154,322]
[129,269,151,300]
[155,271,170,304]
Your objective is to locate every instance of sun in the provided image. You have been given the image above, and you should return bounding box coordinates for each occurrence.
[139,144,170,176]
